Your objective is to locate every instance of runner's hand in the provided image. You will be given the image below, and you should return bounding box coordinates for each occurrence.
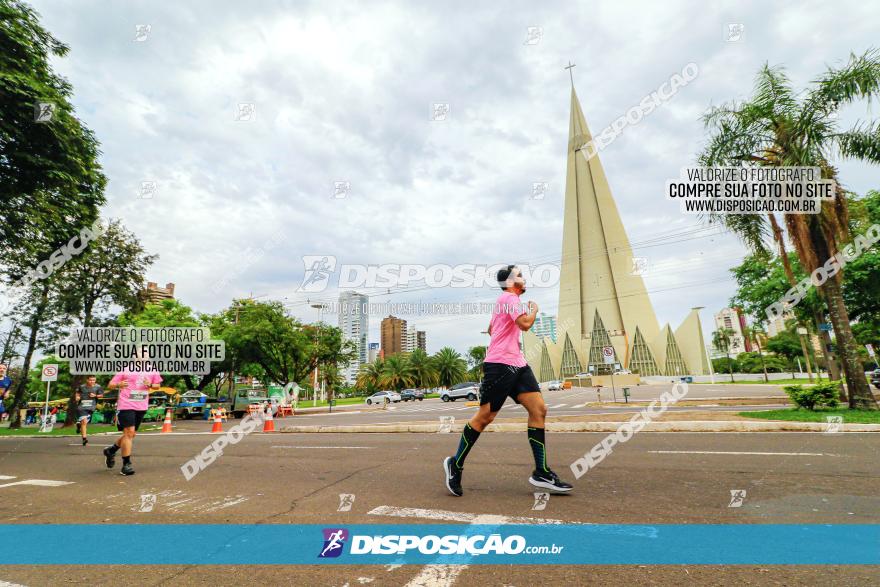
[528,301,539,314]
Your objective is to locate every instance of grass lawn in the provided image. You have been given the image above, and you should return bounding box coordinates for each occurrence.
[0,424,130,436]
[739,408,880,424]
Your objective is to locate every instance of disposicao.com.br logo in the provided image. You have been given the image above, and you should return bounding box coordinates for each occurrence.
[318,528,563,557]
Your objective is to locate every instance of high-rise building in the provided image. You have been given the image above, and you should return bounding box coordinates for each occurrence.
[713,307,748,356]
[402,324,427,353]
[368,343,380,363]
[338,291,368,383]
[144,281,175,304]
[522,84,709,381]
[381,316,407,356]
[532,313,558,343]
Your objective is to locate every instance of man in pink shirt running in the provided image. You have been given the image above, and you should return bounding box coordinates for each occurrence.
[443,265,572,496]
[103,366,162,476]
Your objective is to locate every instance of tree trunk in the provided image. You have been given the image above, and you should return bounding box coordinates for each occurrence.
[818,276,877,408]
[814,311,841,381]
[7,284,50,429]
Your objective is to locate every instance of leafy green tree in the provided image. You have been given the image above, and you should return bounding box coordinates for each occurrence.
[765,329,807,373]
[466,345,486,380]
[0,0,106,264]
[700,50,880,409]
[432,347,467,388]
[58,219,157,326]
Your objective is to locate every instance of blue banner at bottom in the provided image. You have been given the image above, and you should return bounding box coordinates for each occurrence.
[0,524,877,565]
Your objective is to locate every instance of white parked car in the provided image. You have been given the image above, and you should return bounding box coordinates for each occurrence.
[365,391,401,405]
[613,369,632,375]
[547,380,564,391]
[440,382,479,402]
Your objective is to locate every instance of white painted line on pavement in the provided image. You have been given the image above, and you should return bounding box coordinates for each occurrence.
[649,450,835,456]
[0,479,74,488]
[368,505,565,525]
[0,580,28,586]
[270,445,374,449]
[548,403,567,409]
[0,476,16,480]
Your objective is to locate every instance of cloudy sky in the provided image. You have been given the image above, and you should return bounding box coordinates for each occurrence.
[27,0,880,355]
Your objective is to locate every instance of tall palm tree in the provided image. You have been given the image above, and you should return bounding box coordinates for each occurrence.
[699,50,880,409]
[712,328,737,383]
[356,358,384,393]
[406,348,438,389]
[432,347,468,388]
[380,355,415,391]
[742,324,769,383]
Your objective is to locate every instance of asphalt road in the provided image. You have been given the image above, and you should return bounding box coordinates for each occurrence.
[0,429,877,586]
[243,383,789,428]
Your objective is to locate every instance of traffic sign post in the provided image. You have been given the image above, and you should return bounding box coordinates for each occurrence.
[602,347,617,402]
[40,364,58,433]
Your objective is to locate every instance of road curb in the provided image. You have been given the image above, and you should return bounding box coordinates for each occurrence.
[279,420,880,433]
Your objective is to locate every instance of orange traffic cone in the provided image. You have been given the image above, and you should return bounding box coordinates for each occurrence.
[262,406,275,433]
[161,409,173,433]
[211,411,223,433]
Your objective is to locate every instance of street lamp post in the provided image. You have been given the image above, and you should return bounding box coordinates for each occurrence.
[311,303,326,406]
[693,306,716,384]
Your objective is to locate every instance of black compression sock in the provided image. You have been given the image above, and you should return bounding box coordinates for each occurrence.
[528,427,549,473]
[107,444,120,454]
[452,423,480,470]
[122,456,131,465]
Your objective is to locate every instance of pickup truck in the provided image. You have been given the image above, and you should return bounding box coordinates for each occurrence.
[174,391,208,419]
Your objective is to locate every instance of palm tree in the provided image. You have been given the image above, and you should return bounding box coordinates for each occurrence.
[699,50,880,409]
[743,324,769,383]
[356,358,384,393]
[432,347,468,388]
[406,348,438,389]
[712,328,737,383]
[380,355,415,391]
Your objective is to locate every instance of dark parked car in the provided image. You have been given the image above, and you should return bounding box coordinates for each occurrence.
[871,369,880,390]
[401,389,425,401]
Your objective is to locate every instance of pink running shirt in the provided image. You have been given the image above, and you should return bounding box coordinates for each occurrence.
[484,291,528,367]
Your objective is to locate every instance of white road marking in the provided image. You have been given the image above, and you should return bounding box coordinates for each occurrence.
[548,403,567,409]
[270,445,374,449]
[0,476,16,480]
[0,580,28,586]
[649,450,835,456]
[0,479,74,488]
[368,505,565,525]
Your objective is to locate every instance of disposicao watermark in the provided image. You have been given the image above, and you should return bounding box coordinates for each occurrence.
[296,259,560,293]
[569,382,688,479]
[765,223,880,321]
[577,62,698,161]
[181,411,267,480]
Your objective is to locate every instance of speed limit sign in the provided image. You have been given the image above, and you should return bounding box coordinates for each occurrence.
[602,346,615,365]
[41,364,59,382]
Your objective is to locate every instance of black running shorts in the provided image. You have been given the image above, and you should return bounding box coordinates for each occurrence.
[116,409,146,431]
[479,362,541,412]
